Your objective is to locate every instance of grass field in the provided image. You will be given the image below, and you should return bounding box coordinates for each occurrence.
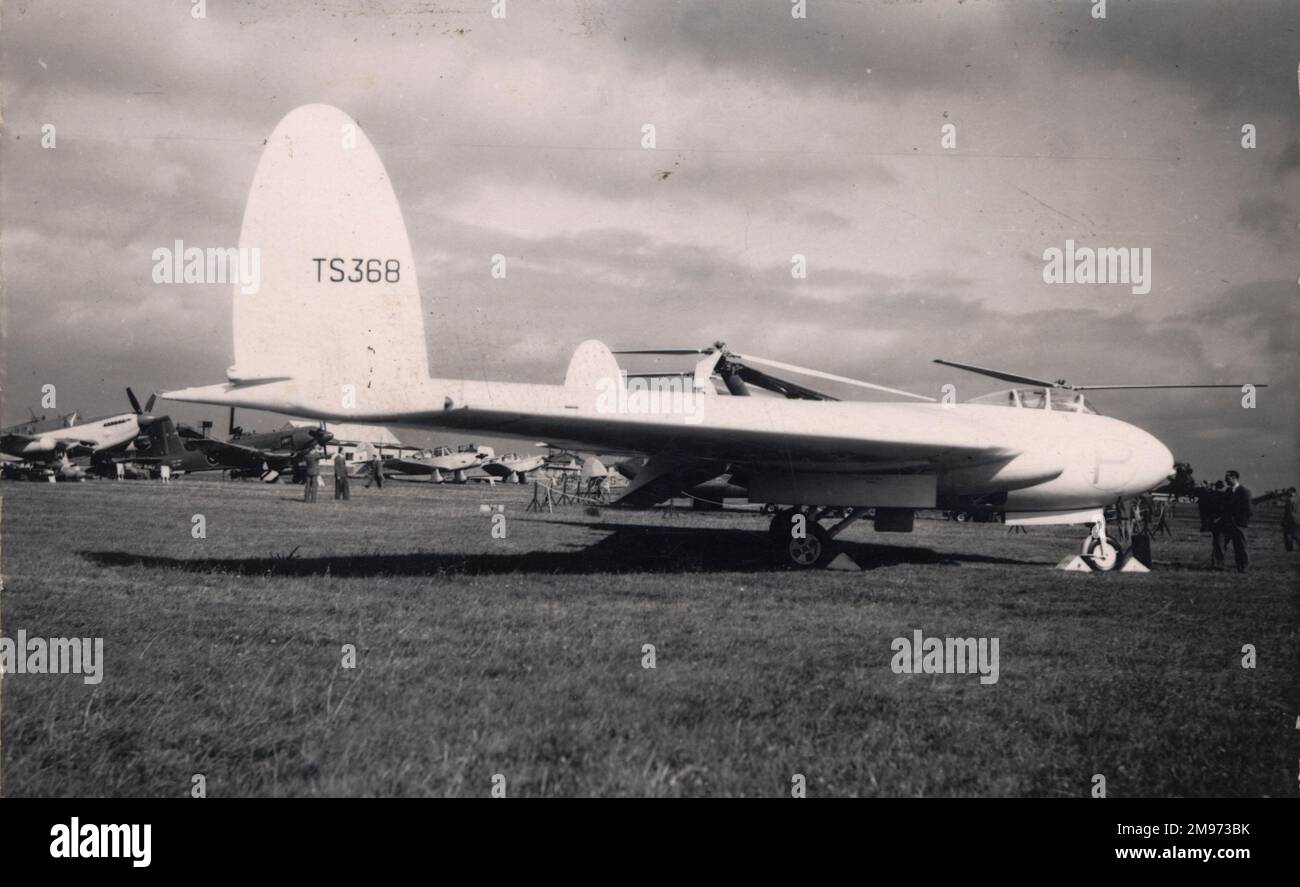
[1,476,1295,797]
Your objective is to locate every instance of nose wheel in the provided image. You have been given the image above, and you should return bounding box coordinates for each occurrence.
[1081,524,1121,571]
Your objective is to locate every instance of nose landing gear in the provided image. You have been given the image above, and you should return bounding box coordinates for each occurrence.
[1080,515,1121,571]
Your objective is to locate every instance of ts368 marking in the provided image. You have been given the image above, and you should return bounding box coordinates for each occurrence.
[312,258,401,283]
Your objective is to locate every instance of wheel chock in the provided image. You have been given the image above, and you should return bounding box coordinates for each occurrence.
[826,552,861,571]
[1118,554,1151,572]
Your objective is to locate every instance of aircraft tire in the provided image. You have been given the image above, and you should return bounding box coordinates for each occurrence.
[781,522,833,569]
[1081,534,1121,571]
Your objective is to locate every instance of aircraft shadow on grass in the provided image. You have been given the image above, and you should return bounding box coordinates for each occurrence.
[80,522,1041,578]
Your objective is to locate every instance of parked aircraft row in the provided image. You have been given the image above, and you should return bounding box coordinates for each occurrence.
[1,390,161,481]
[1,397,547,486]
[381,443,543,484]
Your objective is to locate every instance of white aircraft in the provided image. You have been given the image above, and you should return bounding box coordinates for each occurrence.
[384,444,493,483]
[481,451,546,484]
[163,105,1261,570]
[1,390,160,470]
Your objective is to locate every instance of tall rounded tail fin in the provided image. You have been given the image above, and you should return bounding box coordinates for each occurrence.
[231,104,429,399]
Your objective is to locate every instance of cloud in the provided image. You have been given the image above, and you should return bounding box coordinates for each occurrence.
[1,0,1295,486]
[1236,196,1293,247]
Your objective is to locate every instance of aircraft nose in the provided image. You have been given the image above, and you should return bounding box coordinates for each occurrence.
[1136,430,1175,492]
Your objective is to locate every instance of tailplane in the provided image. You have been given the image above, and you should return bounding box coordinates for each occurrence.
[564,340,622,406]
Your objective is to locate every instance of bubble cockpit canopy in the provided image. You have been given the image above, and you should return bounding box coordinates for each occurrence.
[968,387,1099,415]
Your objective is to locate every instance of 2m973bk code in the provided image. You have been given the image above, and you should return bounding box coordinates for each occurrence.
[1186,824,1250,836]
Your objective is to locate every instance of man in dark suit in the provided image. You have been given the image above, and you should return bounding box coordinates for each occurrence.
[333,451,350,501]
[303,447,320,502]
[364,454,384,489]
[1219,470,1252,572]
[1195,481,1214,531]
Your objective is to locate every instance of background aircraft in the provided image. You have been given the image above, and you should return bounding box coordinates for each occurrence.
[1,389,161,476]
[3,409,81,436]
[383,443,491,483]
[178,408,333,482]
[479,450,546,484]
[91,413,218,478]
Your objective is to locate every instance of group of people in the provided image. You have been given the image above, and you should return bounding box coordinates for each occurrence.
[114,461,172,483]
[301,448,384,502]
[1191,470,1270,572]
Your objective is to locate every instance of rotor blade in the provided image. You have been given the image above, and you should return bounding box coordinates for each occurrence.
[735,365,836,401]
[126,387,142,414]
[145,393,157,413]
[1073,383,1269,390]
[739,354,936,401]
[720,371,750,396]
[611,348,713,355]
[622,372,695,378]
[932,359,1064,389]
[692,352,722,391]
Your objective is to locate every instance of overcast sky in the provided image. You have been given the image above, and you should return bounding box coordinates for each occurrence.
[2,0,1296,487]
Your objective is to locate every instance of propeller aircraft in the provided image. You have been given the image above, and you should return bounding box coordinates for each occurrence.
[177,408,333,482]
[2,389,163,478]
[162,105,1265,570]
[382,443,493,483]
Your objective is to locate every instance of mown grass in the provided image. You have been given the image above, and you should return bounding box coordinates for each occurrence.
[1,478,1294,796]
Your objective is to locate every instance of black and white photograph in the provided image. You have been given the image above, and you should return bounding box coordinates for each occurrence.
[0,0,1295,829]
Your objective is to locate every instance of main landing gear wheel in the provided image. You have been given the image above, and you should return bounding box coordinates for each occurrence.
[767,508,840,568]
[784,523,833,569]
[1081,533,1121,571]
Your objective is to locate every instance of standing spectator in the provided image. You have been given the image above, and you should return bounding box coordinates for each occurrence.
[115,460,125,481]
[1219,470,1252,572]
[1208,480,1227,569]
[365,455,384,489]
[1151,497,1172,537]
[303,448,320,502]
[1115,498,1135,543]
[1195,480,1214,532]
[333,452,351,501]
[160,462,172,485]
[1281,487,1297,552]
